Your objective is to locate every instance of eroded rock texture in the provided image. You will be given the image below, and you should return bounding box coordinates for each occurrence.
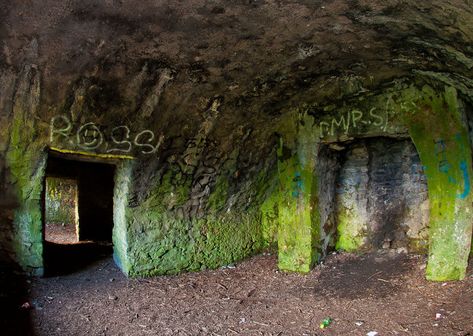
[0,1,472,279]
[327,138,429,253]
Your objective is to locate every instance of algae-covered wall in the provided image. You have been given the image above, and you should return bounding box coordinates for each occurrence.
[0,54,278,276]
[405,86,473,280]
[1,62,46,275]
[121,144,275,276]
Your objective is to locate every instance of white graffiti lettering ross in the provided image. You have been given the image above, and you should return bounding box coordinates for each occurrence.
[49,115,163,155]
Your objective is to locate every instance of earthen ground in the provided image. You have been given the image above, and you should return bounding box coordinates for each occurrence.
[45,222,78,245]
[2,251,473,336]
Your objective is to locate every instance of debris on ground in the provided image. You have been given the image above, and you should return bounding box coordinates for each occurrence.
[18,252,473,336]
[319,317,332,329]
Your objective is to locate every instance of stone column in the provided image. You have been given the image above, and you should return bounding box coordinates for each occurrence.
[406,86,473,281]
[277,114,320,273]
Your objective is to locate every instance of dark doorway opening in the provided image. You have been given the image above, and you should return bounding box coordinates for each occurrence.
[43,152,116,276]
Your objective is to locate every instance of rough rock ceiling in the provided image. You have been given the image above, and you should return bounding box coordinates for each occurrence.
[2,0,472,127]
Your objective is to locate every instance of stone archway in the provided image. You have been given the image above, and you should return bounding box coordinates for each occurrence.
[277,85,473,281]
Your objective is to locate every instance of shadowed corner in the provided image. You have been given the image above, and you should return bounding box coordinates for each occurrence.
[0,164,36,336]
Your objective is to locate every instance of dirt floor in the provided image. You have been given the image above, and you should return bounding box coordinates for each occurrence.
[45,222,78,245]
[1,251,473,336]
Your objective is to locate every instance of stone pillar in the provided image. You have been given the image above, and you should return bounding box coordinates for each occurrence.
[406,86,473,281]
[277,115,320,273]
[112,160,133,275]
[4,64,45,275]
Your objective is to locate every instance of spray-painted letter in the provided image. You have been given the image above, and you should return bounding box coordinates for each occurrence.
[351,110,363,129]
[457,161,471,199]
[76,122,103,150]
[369,107,383,127]
[50,116,72,143]
[134,130,156,154]
[108,126,132,153]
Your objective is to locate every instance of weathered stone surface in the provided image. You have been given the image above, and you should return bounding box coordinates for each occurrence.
[405,86,473,281]
[335,142,370,252]
[316,145,340,256]
[333,138,429,252]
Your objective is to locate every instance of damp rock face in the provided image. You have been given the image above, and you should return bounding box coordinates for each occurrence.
[333,143,370,252]
[332,138,429,252]
[367,139,429,251]
[0,1,472,280]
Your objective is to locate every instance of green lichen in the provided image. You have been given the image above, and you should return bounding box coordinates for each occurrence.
[194,213,263,270]
[119,159,265,276]
[274,83,472,281]
[251,154,282,250]
[277,140,318,273]
[6,107,46,275]
[207,174,229,213]
[335,208,365,252]
[260,187,278,248]
[276,111,324,273]
[125,209,263,276]
[404,85,473,281]
[160,168,192,210]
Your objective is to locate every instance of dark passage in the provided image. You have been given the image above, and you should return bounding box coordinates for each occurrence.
[43,152,116,276]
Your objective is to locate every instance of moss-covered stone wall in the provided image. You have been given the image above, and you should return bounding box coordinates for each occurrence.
[117,148,275,276]
[0,61,278,277]
[404,86,473,280]
[2,64,46,275]
[277,114,320,272]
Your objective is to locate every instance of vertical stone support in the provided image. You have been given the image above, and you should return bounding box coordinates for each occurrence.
[277,114,320,272]
[5,65,45,275]
[335,144,370,251]
[112,160,133,275]
[406,86,473,281]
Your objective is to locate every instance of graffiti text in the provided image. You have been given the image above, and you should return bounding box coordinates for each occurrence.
[50,116,164,155]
